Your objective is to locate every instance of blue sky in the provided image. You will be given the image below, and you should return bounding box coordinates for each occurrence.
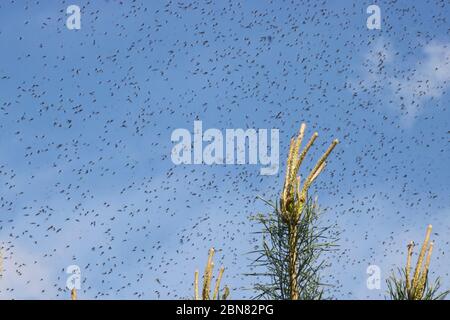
[0,0,449,299]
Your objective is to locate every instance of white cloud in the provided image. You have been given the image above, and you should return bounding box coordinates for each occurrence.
[355,39,450,126]
[391,42,450,124]
[0,245,55,299]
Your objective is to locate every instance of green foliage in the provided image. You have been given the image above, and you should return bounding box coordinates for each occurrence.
[248,197,337,300]
[386,225,449,300]
[387,268,449,300]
